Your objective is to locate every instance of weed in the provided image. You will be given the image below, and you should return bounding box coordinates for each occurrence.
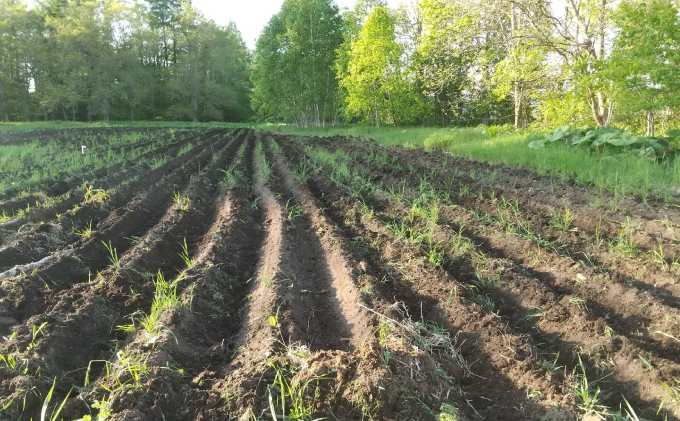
[293,162,310,184]
[41,378,71,421]
[637,353,655,372]
[525,307,545,324]
[438,403,459,421]
[662,379,680,404]
[101,240,121,270]
[256,141,272,182]
[172,191,190,212]
[179,238,193,268]
[458,184,470,198]
[572,356,610,418]
[266,358,332,420]
[219,168,245,190]
[285,199,304,221]
[84,185,110,204]
[608,225,639,257]
[651,243,680,273]
[75,220,94,238]
[177,142,193,156]
[149,156,168,170]
[569,297,588,312]
[550,207,577,232]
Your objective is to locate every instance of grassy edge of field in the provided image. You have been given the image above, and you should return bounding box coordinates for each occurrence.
[2,121,679,203]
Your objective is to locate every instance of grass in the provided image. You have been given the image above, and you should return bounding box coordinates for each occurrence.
[102,240,121,270]
[250,123,680,202]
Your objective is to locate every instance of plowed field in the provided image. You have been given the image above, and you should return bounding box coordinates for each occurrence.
[1,128,679,421]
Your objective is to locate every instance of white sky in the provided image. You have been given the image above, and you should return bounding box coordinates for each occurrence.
[193,0,404,50]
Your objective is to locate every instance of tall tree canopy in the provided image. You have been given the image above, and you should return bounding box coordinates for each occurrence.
[0,0,251,122]
[251,0,343,127]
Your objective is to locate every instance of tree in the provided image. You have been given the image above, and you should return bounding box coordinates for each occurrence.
[341,6,423,126]
[251,0,343,126]
[489,1,550,129]
[607,0,680,135]
[0,0,37,121]
[167,5,251,122]
[512,0,616,126]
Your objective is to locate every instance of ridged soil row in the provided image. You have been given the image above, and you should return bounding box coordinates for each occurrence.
[320,138,680,335]
[203,133,370,419]
[260,138,371,351]
[0,130,230,333]
[270,139,374,344]
[78,135,265,421]
[307,134,680,262]
[306,137,680,352]
[0,128,209,204]
[0,131,245,420]
[0,128,222,228]
[0,129,226,259]
[286,135,680,419]
[210,133,288,417]
[275,135,577,420]
[304,135,680,294]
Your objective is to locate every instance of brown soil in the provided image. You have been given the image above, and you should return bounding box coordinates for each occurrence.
[0,129,678,421]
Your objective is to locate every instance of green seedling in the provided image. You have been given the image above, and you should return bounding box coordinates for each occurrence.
[75,220,94,238]
[172,191,190,212]
[179,237,193,268]
[102,240,120,269]
[84,185,110,204]
[550,207,577,232]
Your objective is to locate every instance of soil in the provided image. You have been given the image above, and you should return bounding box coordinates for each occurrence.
[0,128,678,421]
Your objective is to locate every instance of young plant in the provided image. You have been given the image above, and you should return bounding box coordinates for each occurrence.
[172,191,190,212]
[102,240,121,270]
[84,185,110,204]
[550,207,577,232]
[75,220,94,238]
[572,356,610,418]
[179,238,193,268]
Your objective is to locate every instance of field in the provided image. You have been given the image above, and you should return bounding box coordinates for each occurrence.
[0,127,679,421]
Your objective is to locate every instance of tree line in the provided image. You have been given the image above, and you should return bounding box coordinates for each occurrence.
[1,0,678,134]
[0,0,251,122]
[252,0,680,133]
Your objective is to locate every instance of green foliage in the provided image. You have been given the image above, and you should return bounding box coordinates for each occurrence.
[341,6,425,126]
[0,0,251,122]
[607,0,680,120]
[530,125,680,160]
[251,0,343,126]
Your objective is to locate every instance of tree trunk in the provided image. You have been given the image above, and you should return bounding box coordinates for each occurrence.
[191,56,199,123]
[646,111,655,137]
[514,80,525,129]
[387,89,397,127]
[587,92,611,126]
[102,96,110,122]
[0,79,7,122]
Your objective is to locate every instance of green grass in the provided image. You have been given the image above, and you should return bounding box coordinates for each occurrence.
[248,123,680,203]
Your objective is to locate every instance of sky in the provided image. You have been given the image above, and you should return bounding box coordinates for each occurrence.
[192,0,403,50]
